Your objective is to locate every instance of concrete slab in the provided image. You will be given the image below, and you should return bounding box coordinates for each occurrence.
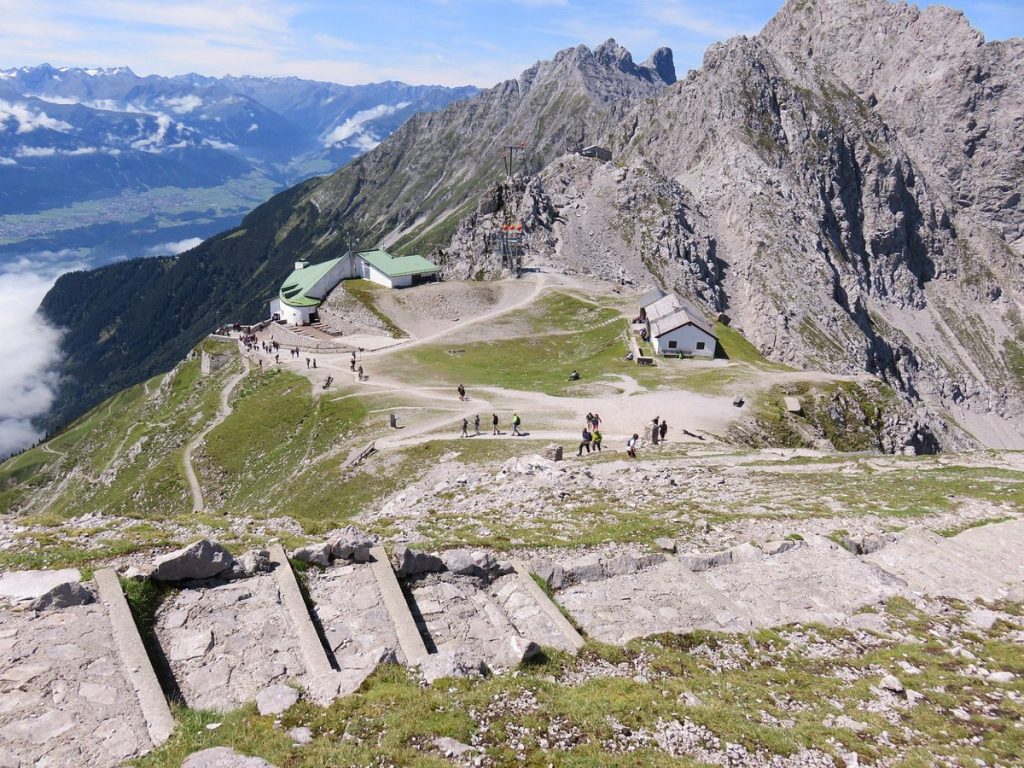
[369,546,428,665]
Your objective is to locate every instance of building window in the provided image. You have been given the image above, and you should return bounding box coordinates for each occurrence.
[696,341,706,350]
[668,340,678,349]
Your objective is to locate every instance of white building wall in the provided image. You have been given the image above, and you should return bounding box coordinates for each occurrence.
[364,264,395,288]
[654,324,717,357]
[308,257,356,299]
[278,303,315,326]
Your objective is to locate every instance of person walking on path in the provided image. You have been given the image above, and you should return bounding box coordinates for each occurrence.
[592,412,601,429]
[592,428,603,452]
[457,384,466,401]
[511,413,522,436]
[461,417,469,438]
[492,413,500,435]
[651,417,660,445]
[659,420,668,442]
[578,426,592,456]
[586,412,595,430]
[473,414,480,435]
[626,433,639,458]
[313,358,317,369]
[306,357,310,369]
[357,365,363,381]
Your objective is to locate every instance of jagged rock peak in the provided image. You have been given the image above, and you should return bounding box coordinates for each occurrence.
[643,47,677,85]
[545,39,676,88]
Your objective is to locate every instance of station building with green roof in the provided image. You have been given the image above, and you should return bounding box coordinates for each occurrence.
[269,249,440,325]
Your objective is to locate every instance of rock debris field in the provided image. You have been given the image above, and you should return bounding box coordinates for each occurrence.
[0,515,1022,767]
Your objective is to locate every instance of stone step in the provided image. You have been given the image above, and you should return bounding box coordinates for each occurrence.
[0,576,161,768]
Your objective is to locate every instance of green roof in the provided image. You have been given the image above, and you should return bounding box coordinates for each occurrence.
[279,257,343,307]
[358,249,439,278]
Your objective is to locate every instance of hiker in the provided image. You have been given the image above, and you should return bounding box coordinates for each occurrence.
[578,426,592,456]
[492,413,499,435]
[592,428,602,451]
[568,369,580,381]
[457,384,466,401]
[357,365,363,381]
[651,417,660,445]
[659,420,668,442]
[511,413,522,436]
[306,357,310,368]
[461,417,469,438]
[586,412,595,430]
[275,353,279,364]
[474,414,480,435]
[626,433,639,458]
[350,357,356,371]
[313,358,317,369]
[592,412,601,429]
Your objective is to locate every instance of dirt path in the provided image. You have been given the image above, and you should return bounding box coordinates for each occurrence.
[183,349,250,513]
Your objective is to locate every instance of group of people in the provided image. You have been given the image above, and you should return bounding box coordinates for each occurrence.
[460,412,522,437]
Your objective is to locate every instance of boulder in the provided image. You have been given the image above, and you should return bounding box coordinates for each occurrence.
[0,568,81,603]
[491,636,541,669]
[29,582,95,611]
[152,540,234,582]
[761,539,799,556]
[255,684,300,716]
[287,727,313,745]
[330,526,374,563]
[655,538,677,554]
[292,543,332,567]
[419,649,488,684]
[229,550,273,579]
[678,550,733,572]
[122,565,152,581]
[434,736,477,757]
[394,547,446,578]
[543,444,564,462]
[181,747,278,768]
[564,555,604,584]
[966,609,998,630]
[987,671,1014,684]
[441,549,512,582]
[879,674,904,694]
[729,542,764,564]
[532,561,564,590]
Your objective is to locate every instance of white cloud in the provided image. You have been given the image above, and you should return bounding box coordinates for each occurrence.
[161,94,203,113]
[201,138,237,150]
[145,237,204,255]
[0,98,73,134]
[322,101,411,147]
[14,146,98,158]
[131,113,172,150]
[0,157,15,165]
[0,254,86,458]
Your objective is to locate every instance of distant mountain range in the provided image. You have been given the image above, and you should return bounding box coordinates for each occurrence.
[0,64,476,263]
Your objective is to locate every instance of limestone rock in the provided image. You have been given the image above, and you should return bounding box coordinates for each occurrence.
[966,609,998,630]
[655,538,677,554]
[287,726,313,745]
[761,539,799,556]
[230,550,273,579]
[532,560,565,590]
[434,736,477,757]
[678,550,733,572]
[543,444,564,462]
[987,671,1014,684]
[329,526,374,563]
[419,649,488,684]
[181,747,278,768]
[292,543,332,567]
[152,540,234,582]
[492,636,541,669]
[122,565,152,581]
[441,549,512,582]
[0,568,81,603]
[29,581,95,611]
[879,674,904,694]
[255,684,300,716]
[394,547,445,578]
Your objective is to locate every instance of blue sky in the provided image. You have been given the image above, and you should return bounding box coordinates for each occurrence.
[1,0,1022,87]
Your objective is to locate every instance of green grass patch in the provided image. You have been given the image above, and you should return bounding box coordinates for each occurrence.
[341,279,406,337]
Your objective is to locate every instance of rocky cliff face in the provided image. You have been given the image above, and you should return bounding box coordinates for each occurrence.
[441,0,1023,449]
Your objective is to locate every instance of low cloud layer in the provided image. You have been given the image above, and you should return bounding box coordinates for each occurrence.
[0,253,84,458]
[145,236,204,256]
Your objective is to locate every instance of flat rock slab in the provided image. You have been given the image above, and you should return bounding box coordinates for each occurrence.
[155,574,306,712]
[557,560,750,644]
[410,573,571,669]
[864,523,1023,601]
[702,539,906,627]
[181,747,277,767]
[0,602,152,768]
[0,569,80,603]
[306,562,403,681]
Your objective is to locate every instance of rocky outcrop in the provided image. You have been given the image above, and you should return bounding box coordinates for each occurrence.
[151,540,234,582]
